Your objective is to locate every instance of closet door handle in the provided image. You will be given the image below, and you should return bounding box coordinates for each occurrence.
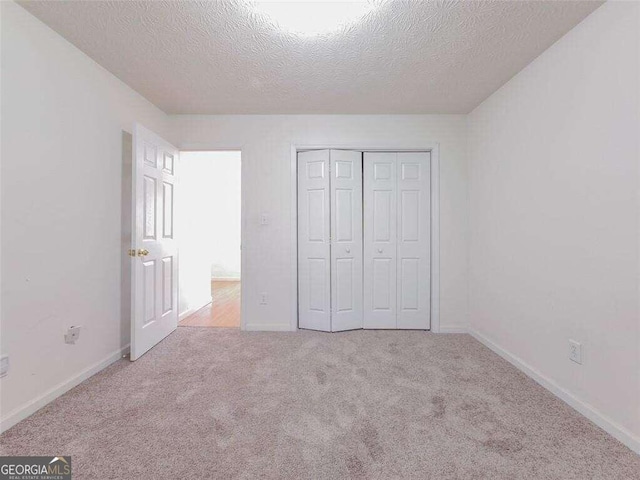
[377,248,383,254]
[345,248,351,254]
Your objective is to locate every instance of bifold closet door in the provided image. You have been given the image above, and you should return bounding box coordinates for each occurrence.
[298,150,331,331]
[363,153,397,329]
[396,152,431,329]
[363,152,431,330]
[298,150,363,332]
[330,150,363,331]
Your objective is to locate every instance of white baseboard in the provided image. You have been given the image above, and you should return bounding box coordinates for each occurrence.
[438,325,468,333]
[0,344,130,434]
[179,307,197,322]
[244,323,295,332]
[469,329,640,455]
[178,298,212,321]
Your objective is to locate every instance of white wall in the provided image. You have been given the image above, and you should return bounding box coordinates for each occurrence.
[468,0,640,447]
[172,115,469,332]
[0,2,171,429]
[177,151,241,318]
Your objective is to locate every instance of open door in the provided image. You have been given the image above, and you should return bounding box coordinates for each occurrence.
[130,124,179,360]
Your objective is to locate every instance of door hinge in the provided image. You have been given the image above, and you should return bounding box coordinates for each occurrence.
[128,249,136,257]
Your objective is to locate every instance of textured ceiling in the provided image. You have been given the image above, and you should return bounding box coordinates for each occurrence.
[18,0,603,114]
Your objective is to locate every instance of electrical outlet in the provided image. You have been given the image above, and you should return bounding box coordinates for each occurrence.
[65,326,82,344]
[569,339,582,364]
[260,292,268,305]
[0,355,9,378]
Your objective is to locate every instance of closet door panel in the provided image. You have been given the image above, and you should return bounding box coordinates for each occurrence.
[397,152,431,329]
[372,258,393,310]
[330,150,363,331]
[298,150,331,331]
[364,153,397,329]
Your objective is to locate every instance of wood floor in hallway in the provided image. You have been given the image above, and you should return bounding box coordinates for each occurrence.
[179,280,241,328]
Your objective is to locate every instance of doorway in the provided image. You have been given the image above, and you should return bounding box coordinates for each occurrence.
[177,151,242,328]
[294,147,440,332]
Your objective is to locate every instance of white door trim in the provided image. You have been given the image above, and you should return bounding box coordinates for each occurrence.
[176,145,246,331]
[290,144,440,333]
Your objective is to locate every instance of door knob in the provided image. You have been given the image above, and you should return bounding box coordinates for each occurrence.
[346,248,351,253]
[377,248,383,253]
[137,249,149,257]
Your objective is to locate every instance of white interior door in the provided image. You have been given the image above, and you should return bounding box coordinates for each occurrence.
[131,124,179,360]
[298,150,331,331]
[330,150,363,331]
[397,152,431,329]
[363,153,397,328]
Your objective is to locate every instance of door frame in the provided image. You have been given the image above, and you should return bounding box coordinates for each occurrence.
[290,144,441,332]
[177,147,246,331]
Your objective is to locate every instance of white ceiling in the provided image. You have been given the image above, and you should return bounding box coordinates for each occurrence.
[19,1,602,114]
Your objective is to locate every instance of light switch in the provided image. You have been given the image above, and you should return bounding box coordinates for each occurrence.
[260,213,269,225]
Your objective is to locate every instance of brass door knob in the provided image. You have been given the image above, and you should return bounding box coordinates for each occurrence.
[137,249,149,257]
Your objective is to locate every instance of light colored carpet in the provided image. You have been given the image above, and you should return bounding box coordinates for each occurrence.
[1,328,638,479]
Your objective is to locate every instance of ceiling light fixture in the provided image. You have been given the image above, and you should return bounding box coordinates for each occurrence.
[251,0,379,37]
